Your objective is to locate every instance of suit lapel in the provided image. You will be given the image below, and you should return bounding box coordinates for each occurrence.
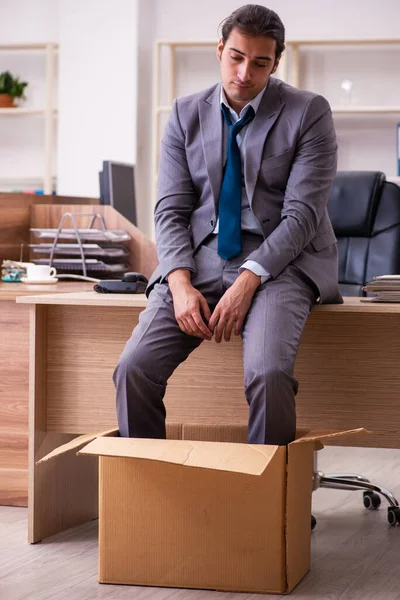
[244,78,286,206]
[199,84,224,210]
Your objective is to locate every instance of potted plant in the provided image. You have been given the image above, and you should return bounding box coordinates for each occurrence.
[0,71,28,108]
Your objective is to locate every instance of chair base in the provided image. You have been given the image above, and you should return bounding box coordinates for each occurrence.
[312,454,400,527]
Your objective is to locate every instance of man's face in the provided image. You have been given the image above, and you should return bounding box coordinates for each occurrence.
[217,28,280,112]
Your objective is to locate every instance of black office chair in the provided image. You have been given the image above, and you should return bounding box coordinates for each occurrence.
[330,171,400,295]
[312,171,400,527]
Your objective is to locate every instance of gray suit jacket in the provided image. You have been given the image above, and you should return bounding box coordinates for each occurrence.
[149,77,342,304]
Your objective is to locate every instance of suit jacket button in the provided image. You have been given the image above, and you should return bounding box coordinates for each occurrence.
[210,219,215,227]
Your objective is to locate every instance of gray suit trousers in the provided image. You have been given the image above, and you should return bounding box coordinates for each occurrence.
[114,234,317,445]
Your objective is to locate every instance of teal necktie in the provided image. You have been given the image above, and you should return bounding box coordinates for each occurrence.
[217,104,255,260]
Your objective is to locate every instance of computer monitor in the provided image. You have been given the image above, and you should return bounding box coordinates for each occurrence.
[99,160,137,226]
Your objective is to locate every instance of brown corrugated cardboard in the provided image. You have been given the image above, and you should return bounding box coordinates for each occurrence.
[183,422,248,443]
[72,423,365,594]
[38,423,367,594]
[95,442,287,592]
[80,436,282,474]
[37,422,183,464]
[37,428,119,464]
[286,438,314,590]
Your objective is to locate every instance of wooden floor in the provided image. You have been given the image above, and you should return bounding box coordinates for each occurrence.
[0,446,399,600]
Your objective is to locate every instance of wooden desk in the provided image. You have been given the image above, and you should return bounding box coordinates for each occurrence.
[0,197,157,508]
[17,292,400,541]
[0,283,95,507]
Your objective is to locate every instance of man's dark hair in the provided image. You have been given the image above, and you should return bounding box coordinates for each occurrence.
[220,4,285,61]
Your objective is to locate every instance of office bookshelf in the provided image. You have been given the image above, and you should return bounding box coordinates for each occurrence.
[152,38,400,202]
[0,43,58,195]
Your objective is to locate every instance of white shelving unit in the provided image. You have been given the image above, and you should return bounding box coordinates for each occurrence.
[0,107,57,115]
[0,42,58,194]
[152,38,400,202]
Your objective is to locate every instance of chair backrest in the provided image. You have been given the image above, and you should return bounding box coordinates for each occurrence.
[328,171,400,296]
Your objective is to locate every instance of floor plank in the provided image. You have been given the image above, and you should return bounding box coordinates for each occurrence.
[0,446,399,599]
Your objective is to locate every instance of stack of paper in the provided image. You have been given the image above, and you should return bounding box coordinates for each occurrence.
[30,228,131,243]
[29,229,131,277]
[362,275,400,302]
[28,243,129,260]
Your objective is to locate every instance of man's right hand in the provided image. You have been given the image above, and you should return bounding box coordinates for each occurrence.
[168,269,212,340]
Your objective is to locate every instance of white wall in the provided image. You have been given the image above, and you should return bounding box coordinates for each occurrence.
[155,0,400,40]
[0,0,58,189]
[0,0,58,42]
[135,0,157,236]
[57,0,138,199]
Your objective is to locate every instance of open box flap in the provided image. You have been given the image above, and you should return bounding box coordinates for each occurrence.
[37,428,119,464]
[291,428,370,450]
[78,437,283,476]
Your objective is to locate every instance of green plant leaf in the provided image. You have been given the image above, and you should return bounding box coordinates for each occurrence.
[0,71,28,98]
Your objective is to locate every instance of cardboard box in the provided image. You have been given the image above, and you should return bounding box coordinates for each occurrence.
[40,423,366,594]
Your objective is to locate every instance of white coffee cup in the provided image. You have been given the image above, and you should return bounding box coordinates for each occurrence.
[26,264,57,281]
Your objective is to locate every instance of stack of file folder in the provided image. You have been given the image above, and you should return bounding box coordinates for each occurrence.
[29,228,131,278]
[363,275,400,302]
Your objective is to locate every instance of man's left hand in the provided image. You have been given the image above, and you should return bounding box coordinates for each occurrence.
[209,270,261,343]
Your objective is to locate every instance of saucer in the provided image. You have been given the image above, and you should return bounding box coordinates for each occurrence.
[21,277,58,285]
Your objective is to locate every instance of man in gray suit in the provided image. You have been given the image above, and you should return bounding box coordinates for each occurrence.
[114,4,342,446]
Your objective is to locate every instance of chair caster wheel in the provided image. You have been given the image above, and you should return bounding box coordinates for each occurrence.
[363,491,381,510]
[387,507,400,526]
[311,515,317,530]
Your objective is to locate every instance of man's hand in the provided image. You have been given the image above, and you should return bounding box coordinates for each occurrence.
[209,270,261,343]
[168,269,212,340]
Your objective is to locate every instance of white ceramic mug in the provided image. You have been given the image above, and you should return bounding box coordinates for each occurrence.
[26,264,57,281]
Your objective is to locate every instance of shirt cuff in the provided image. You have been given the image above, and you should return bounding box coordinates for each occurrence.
[240,260,271,285]
[164,267,195,283]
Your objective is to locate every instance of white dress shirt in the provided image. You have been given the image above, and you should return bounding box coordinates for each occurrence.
[214,85,271,284]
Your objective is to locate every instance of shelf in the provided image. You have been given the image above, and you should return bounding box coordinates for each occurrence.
[156,105,173,114]
[0,175,56,182]
[287,39,400,47]
[0,108,57,116]
[0,43,58,51]
[0,174,57,194]
[156,39,400,47]
[156,105,400,116]
[332,106,400,114]
[0,42,58,195]
[156,40,216,47]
